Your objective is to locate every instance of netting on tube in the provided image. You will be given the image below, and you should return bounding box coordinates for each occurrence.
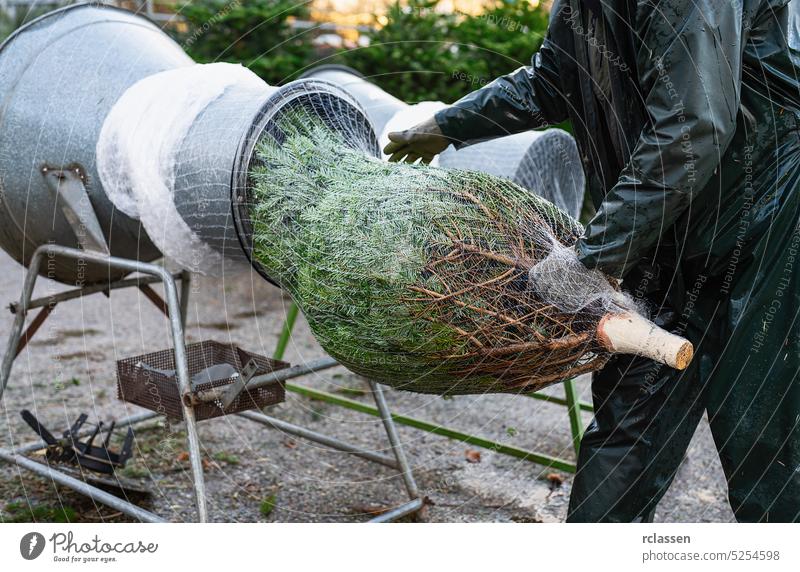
[243,100,639,396]
[96,62,264,275]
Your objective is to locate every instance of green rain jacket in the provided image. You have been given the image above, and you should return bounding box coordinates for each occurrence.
[436,0,798,279]
[435,0,800,521]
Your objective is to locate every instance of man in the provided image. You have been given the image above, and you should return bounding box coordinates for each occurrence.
[385,0,800,522]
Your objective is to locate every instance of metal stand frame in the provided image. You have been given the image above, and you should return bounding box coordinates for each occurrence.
[0,244,424,522]
[274,302,593,473]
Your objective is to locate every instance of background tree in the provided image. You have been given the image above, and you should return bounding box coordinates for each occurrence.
[338,0,549,103]
[178,0,314,85]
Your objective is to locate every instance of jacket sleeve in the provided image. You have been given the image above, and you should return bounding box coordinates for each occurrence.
[576,0,744,278]
[434,10,569,147]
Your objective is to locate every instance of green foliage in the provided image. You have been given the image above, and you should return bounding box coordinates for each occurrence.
[337,0,459,102]
[213,451,240,465]
[0,4,53,43]
[171,0,548,102]
[176,0,313,86]
[454,0,549,89]
[337,0,548,102]
[3,501,76,523]
[2,0,549,103]
[119,463,149,479]
[249,114,583,395]
[260,494,277,518]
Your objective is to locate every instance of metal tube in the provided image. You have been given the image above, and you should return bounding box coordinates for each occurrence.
[13,411,160,455]
[191,356,339,404]
[179,270,191,330]
[14,304,54,357]
[239,356,338,394]
[250,356,339,388]
[0,448,166,523]
[157,265,208,523]
[527,389,593,412]
[237,411,399,469]
[137,284,169,317]
[286,383,577,473]
[8,273,185,314]
[369,381,420,500]
[271,310,587,467]
[0,247,44,398]
[368,498,424,523]
[0,4,192,286]
[34,244,161,274]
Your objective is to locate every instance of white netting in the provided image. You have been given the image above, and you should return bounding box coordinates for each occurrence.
[528,238,634,314]
[91,64,667,394]
[96,62,265,274]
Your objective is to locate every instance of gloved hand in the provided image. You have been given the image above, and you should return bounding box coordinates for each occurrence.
[383,116,450,164]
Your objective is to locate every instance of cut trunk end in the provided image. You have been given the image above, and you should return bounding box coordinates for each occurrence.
[597,312,693,370]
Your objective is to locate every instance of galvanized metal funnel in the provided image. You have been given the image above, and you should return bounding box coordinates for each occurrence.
[0,3,193,284]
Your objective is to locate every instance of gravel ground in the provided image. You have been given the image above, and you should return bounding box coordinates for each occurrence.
[0,250,735,523]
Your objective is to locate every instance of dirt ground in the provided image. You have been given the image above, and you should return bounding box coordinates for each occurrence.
[0,249,735,523]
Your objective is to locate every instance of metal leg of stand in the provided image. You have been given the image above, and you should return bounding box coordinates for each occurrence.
[238,410,400,469]
[242,383,425,522]
[368,380,424,522]
[0,248,45,399]
[148,266,207,522]
[272,304,584,471]
[179,270,191,330]
[369,498,425,523]
[272,301,299,361]
[9,273,185,313]
[13,304,54,357]
[0,245,208,522]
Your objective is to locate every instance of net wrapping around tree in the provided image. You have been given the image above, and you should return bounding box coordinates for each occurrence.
[247,107,635,395]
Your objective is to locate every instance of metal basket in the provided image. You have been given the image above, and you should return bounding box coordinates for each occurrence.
[116,340,288,421]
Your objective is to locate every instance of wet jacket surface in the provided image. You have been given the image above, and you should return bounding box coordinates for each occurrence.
[435,0,800,522]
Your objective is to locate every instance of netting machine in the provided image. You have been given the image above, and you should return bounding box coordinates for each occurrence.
[0,3,425,522]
